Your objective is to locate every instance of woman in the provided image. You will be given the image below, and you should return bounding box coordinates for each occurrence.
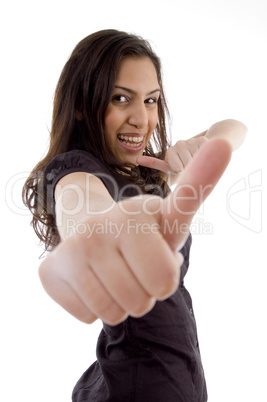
[23,29,246,401]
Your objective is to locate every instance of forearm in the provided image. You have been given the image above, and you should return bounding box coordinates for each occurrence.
[164,119,246,186]
[204,119,247,151]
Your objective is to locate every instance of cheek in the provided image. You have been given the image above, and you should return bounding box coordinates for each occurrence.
[104,107,122,134]
[146,113,158,144]
[104,111,114,135]
[149,110,159,132]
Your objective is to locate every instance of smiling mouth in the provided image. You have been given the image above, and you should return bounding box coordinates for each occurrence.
[117,134,144,148]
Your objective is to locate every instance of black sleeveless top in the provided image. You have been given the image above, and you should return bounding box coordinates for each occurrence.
[45,150,208,402]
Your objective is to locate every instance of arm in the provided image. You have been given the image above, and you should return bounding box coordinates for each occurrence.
[204,119,247,151]
[193,119,247,151]
[137,119,247,185]
[54,172,116,240]
[39,139,232,325]
[40,171,160,325]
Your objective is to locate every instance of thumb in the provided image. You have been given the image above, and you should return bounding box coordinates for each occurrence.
[160,138,232,250]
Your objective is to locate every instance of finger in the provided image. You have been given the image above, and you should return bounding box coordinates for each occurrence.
[136,155,171,173]
[118,209,181,300]
[39,249,98,324]
[71,263,128,326]
[40,237,128,326]
[187,136,209,154]
[166,142,190,172]
[161,138,232,250]
[167,137,209,173]
[90,246,156,318]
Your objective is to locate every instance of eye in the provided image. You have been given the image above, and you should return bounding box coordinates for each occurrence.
[145,97,158,105]
[111,94,128,103]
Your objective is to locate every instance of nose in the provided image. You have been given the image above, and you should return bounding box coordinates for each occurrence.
[127,101,148,129]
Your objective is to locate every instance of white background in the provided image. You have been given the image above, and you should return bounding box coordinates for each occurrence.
[1,0,266,401]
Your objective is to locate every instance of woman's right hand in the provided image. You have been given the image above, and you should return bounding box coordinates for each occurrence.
[39,138,232,325]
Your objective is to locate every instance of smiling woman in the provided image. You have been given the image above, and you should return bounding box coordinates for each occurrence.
[104,57,160,164]
[22,29,245,402]
[22,29,170,252]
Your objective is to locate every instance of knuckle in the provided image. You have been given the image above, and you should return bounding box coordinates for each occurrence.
[104,311,128,326]
[78,311,98,325]
[156,266,180,300]
[186,138,194,146]
[198,136,209,145]
[167,156,183,173]
[172,166,183,174]
[128,297,156,317]
[174,140,185,150]
[95,299,127,325]
[169,161,183,174]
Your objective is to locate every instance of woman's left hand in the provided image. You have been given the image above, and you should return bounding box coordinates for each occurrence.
[137,136,209,178]
[137,119,247,180]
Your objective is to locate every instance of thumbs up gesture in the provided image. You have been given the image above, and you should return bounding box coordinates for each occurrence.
[39,138,232,325]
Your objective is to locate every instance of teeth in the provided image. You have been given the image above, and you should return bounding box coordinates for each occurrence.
[124,141,141,147]
[118,134,143,144]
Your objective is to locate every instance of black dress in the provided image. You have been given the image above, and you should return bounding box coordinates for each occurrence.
[45,150,208,402]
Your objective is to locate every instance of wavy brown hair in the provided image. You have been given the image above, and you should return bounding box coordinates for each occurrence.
[22,29,170,252]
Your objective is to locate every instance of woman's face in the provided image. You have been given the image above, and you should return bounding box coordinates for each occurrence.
[104,57,160,165]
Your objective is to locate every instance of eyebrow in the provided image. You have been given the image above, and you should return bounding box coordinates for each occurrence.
[114,85,161,96]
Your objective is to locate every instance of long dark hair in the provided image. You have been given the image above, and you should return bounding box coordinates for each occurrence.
[23,29,170,252]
